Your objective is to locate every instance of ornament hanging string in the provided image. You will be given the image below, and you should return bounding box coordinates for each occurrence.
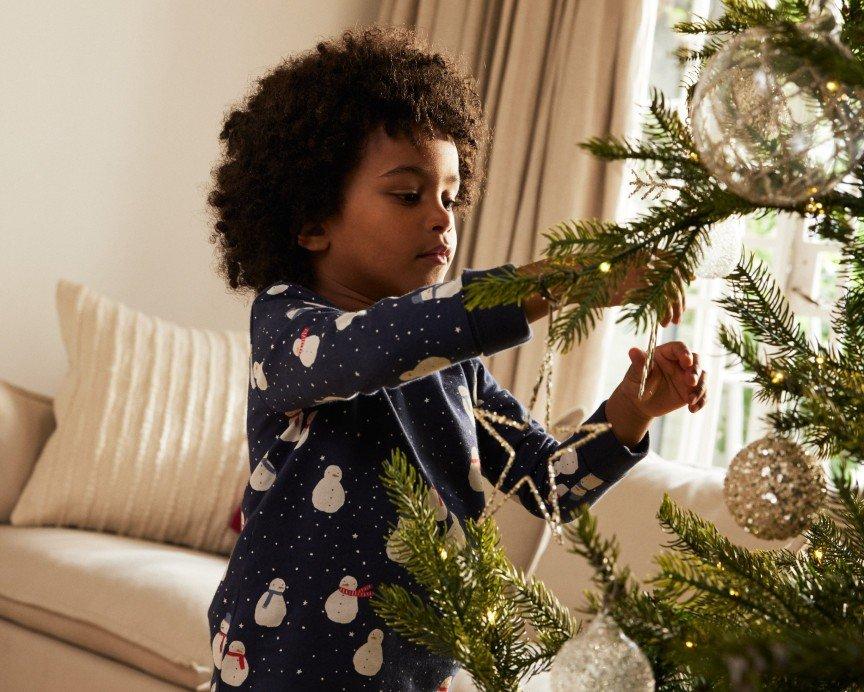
[473,266,659,545]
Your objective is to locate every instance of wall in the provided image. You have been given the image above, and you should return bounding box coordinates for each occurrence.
[1,0,380,396]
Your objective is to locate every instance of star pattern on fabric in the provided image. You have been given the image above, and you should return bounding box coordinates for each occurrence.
[207,272,648,688]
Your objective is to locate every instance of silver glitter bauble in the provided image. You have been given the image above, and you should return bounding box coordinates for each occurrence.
[723,434,827,540]
[550,610,655,691]
[689,9,864,206]
[696,218,745,279]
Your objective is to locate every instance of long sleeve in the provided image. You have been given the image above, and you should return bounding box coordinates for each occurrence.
[250,265,533,412]
[472,358,649,520]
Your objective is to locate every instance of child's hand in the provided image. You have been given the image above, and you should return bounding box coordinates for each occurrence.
[608,250,690,327]
[617,340,707,419]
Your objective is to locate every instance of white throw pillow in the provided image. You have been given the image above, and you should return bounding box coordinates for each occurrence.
[10,279,250,555]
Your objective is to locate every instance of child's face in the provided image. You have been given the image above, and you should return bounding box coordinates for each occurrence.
[300,124,460,302]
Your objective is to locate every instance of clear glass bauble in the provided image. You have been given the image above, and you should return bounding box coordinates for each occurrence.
[549,610,655,691]
[688,9,864,206]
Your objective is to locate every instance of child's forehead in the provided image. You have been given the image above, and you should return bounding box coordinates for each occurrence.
[361,125,459,179]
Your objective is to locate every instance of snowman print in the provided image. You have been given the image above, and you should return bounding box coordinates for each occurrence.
[324,575,374,624]
[334,309,367,330]
[553,446,579,476]
[353,628,384,676]
[385,516,409,564]
[249,452,277,492]
[254,577,287,627]
[211,612,231,669]
[411,277,462,303]
[311,464,345,513]
[220,640,250,686]
[468,446,484,493]
[426,485,449,521]
[456,384,474,419]
[567,472,605,498]
[279,409,304,442]
[445,511,466,549]
[292,326,320,367]
[399,355,452,382]
[250,359,268,390]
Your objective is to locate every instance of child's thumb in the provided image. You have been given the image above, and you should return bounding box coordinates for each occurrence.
[626,347,646,377]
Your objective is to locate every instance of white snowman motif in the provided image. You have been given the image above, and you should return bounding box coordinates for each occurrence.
[468,446,484,493]
[353,628,384,676]
[249,453,277,492]
[250,360,268,390]
[385,516,409,563]
[292,326,321,367]
[568,472,604,498]
[445,511,466,548]
[220,640,250,686]
[324,575,374,624]
[211,612,231,669]
[399,355,452,382]
[456,384,474,418]
[279,409,304,442]
[334,309,367,330]
[254,577,287,627]
[311,464,345,513]
[266,284,288,295]
[411,277,463,302]
[294,409,317,450]
[425,486,449,521]
[553,447,579,476]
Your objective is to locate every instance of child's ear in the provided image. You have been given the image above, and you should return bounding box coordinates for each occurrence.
[297,222,330,252]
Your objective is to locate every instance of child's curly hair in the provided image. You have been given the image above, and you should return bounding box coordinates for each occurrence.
[206,23,491,296]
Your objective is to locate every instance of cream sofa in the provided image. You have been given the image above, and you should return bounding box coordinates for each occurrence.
[0,378,805,691]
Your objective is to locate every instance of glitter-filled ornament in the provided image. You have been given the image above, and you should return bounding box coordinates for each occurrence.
[723,434,827,540]
[549,609,655,691]
[688,8,864,206]
[696,218,745,278]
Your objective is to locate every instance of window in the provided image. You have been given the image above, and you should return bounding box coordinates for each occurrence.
[597,0,843,468]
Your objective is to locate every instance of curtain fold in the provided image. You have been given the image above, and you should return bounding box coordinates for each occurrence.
[377,0,658,424]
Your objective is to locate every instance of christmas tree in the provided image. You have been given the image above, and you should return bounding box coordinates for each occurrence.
[370,1,864,689]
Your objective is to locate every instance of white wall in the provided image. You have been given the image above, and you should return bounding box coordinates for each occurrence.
[1,0,380,396]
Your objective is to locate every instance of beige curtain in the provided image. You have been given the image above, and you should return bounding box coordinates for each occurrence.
[377,0,658,423]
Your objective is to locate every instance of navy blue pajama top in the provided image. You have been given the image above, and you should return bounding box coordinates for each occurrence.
[206,264,650,691]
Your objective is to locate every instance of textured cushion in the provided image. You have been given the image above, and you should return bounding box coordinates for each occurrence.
[9,279,249,555]
[0,380,56,522]
[0,525,223,689]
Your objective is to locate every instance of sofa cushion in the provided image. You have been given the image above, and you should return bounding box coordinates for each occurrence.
[0,381,56,522]
[0,525,225,689]
[530,450,808,611]
[9,279,249,555]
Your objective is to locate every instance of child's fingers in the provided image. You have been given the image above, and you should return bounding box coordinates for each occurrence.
[655,341,693,369]
[688,369,707,406]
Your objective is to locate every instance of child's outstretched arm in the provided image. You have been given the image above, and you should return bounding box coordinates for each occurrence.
[250,265,533,412]
[472,358,650,520]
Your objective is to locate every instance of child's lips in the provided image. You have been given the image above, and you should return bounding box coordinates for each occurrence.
[417,250,449,264]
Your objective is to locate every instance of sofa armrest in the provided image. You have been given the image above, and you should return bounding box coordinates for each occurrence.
[0,380,55,522]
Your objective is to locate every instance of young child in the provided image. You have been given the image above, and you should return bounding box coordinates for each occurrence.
[205,25,707,691]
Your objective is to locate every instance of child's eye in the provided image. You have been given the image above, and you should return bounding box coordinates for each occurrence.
[394,193,461,210]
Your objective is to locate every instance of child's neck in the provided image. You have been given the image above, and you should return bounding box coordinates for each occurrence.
[309,272,376,312]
